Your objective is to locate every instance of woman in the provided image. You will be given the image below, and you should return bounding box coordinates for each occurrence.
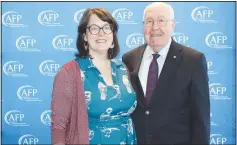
[51,8,137,144]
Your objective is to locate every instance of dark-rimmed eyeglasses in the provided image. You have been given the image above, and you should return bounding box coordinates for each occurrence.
[86,24,113,35]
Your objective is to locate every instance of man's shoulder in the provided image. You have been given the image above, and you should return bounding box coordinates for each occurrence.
[123,44,146,59]
[174,41,203,58]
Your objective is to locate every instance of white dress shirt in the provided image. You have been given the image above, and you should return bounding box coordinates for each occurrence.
[138,38,172,96]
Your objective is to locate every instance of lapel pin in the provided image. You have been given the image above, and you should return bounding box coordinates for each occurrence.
[173,56,176,59]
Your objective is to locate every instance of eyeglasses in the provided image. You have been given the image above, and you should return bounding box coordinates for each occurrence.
[86,24,113,35]
[143,19,173,27]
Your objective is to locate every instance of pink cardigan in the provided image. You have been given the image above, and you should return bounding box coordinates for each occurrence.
[51,60,89,144]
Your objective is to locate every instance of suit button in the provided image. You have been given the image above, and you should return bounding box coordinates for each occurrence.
[145,110,149,115]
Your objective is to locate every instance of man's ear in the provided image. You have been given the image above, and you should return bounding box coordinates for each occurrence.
[172,19,176,31]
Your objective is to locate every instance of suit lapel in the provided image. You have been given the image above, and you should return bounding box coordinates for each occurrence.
[131,44,147,74]
[130,44,147,108]
[150,40,183,105]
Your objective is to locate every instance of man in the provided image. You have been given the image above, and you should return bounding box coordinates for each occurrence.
[122,2,210,144]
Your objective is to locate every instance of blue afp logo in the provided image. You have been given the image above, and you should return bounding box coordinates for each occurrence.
[126,33,145,49]
[3,61,28,77]
[38,10,63,26]
[207,59,218,75]
[205,32,232,49]
[209,83,230,100]
[18,134,39,145]
[17,85,41,102]
[52,35,75,51]
[2,11,26,27]
[16,36,40,52]
[41,110,52,126]
[39,60,60,76]
[4,110,29,126]
[112,8,137,24]
[191,6,217,23]
[210,134,227,145]
[172,33,189,46]
[74,9,86,24]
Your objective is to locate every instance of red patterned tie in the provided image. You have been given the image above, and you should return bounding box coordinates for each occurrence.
[145,54,160,105]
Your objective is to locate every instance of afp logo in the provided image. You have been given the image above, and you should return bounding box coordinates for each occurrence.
[38,10,63,26]
[17,85,41,102]
[207,59,217,75]
[191,6,217,23]
[112,8,137,24]
[209,83,230,100]
[3,61,28,77]
[74,9,86,24]
[210,134,227,144]
[126,33,145,49]
[39,60,60,76]
[172,33,189,46]
[16,36,40,52]
[205,32,232,49]
[2,11,26,27]
[18,134,39,145]
[52,35,75,51]
[41,110,52,126]
[4,110,29,126]
[210,113,217,126]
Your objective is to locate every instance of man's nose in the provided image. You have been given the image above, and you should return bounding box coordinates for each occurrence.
[152,21,160,30]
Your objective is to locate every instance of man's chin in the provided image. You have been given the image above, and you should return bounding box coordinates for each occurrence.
[149,43,164,48]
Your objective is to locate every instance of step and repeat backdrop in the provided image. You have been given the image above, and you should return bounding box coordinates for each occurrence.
[2,2,236,144]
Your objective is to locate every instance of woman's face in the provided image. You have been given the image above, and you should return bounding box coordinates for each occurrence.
[84,14,114,55]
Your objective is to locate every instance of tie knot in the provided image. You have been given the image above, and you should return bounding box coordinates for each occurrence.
[152,54,160,60]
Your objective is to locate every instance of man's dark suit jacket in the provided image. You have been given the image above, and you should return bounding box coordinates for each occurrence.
[122,40,210,144]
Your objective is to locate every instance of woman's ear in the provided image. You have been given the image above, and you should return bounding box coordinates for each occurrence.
[83,33,87,41]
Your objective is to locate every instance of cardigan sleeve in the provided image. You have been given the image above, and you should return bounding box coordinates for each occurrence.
[51,66,73,144]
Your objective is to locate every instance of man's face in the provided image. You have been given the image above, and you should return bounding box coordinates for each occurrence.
[143,6,176,50]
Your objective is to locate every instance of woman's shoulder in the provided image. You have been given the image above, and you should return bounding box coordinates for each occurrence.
[56,59,80,76]
[53,60,78,82]
[111,58,125,66]
[111,58,128,71]
[61,59,78,70]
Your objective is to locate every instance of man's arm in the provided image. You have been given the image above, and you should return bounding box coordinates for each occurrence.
[122,53,128,66]
[190,53,210,144]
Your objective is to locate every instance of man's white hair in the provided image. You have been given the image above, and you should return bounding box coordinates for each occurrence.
[143,2,175,21]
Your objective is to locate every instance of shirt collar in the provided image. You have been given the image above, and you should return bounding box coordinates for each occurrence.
[78,57,122,71]
[145,37,172,59]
